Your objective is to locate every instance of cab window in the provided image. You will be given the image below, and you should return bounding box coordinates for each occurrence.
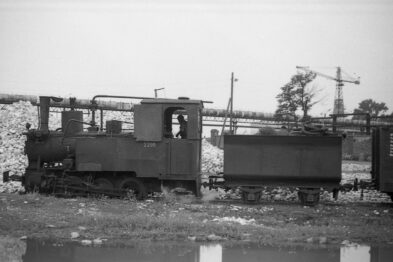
[164,107,188,139]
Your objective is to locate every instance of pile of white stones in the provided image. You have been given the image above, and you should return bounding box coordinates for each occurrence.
[201,139,223,180]
[0,102,36,193]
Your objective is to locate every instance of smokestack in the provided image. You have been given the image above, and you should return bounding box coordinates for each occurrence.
[39,96,63,131]
[39,96,50,131]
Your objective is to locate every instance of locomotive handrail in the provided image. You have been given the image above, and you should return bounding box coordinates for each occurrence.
[90,95,154,127]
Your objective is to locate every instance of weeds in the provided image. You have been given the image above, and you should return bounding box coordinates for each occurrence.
[1,193,392,245]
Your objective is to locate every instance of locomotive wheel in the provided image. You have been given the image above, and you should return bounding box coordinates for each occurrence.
[59,176,85,197]
[94,178,114,191]
[240,187,262,203]
[67,176,84,186]
[118,177,147,200]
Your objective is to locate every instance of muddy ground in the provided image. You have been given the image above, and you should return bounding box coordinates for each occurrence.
[0,191,392,248]
[0,160,392,249]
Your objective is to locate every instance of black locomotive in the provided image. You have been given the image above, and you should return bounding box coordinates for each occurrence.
[22,95,204,199]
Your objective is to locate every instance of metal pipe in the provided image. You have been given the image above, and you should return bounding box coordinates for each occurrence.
[154,88,165,98]
[91,95,153,103]
[1,93,392,127]
[90,95,154,126]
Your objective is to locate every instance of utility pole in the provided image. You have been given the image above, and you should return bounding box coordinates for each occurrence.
[154,88,165,98]
[229,72,238,134]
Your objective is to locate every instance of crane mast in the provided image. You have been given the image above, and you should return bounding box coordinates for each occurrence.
[334,67,344,115]
[296,66,360,115]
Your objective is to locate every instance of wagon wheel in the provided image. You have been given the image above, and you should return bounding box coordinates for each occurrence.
[93,178,114,195]
[118,177,147,200]
[241,187,262,203]
[298,189,320,206]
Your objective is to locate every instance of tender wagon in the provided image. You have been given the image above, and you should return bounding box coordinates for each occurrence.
[222,134,342,205]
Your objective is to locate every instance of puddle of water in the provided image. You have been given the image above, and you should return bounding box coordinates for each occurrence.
[13,239,393,262]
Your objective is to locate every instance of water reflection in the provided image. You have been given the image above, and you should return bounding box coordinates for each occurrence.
[200,245,222,262]
[20,239,393,262]
[341,245,370,262]
[222,245,339,262]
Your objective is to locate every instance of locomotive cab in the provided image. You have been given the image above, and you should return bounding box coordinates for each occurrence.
[132,98,204,195]
[134,98,202,142]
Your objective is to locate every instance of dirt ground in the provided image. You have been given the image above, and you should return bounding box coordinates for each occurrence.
[0,160,392,248]
[0,191,392,248]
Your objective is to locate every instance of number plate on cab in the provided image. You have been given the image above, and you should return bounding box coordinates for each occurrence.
[144,142,156,148]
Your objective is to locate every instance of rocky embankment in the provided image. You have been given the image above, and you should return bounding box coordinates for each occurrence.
[0,102,36,193]
[0,101,391,203]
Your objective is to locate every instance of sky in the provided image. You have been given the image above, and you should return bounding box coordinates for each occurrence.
[0,0,392,116]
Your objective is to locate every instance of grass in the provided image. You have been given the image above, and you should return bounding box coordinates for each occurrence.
[0,192,393,247]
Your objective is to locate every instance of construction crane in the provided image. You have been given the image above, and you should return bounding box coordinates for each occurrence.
[296,66,360,115]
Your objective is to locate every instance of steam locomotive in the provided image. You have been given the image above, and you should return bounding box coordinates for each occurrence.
[22,95,204,199]
[15,95,393,205]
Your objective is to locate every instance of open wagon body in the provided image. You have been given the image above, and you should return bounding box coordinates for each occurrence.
[223,135,342,205]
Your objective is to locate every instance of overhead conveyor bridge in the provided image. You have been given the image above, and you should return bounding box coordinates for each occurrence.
[0,93,392,132]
